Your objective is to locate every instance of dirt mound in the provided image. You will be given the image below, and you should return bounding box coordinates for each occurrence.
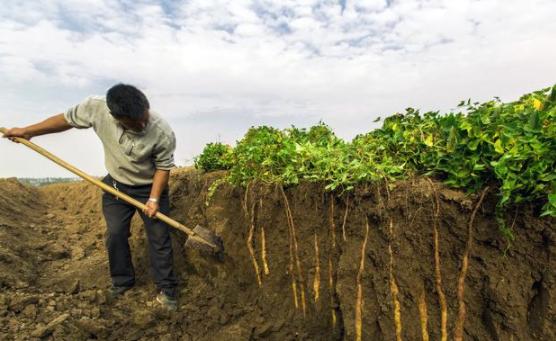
[0,170,554,340]
[0,178,47,289]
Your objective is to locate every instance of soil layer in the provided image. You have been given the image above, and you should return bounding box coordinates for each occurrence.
[0,169,554,340]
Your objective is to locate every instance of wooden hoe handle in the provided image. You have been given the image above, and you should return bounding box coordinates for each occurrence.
[0,127,208,245]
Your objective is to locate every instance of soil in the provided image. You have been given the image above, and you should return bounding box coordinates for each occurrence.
[0,168,554,340]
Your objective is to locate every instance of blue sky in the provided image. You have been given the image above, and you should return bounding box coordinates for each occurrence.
[1,0,555,178]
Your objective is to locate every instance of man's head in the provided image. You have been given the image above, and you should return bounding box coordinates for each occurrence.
[106,83,150,132]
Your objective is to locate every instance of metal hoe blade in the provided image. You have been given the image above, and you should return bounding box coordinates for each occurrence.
[185,224,224,259]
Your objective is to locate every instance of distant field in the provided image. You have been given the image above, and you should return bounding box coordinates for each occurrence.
[16,177,80,187]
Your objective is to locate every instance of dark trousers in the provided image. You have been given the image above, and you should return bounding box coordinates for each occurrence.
[101,174,177,296]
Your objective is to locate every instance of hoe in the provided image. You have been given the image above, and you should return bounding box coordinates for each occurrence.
[0,127,224,257]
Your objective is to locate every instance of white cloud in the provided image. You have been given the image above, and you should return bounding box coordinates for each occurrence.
[0,0,555,177]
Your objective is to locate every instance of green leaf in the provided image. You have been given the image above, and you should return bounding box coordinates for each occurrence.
[468,139,480,151]
[424,135,434,147]
[494,139,504,154]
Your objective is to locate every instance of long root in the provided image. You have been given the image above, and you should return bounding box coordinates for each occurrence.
[313,232,321,303]
[418,285,430,341]
[247,200,262,287]
[329,195,337,249]
[260,199,270,276]
[341,196,350,242]
[327,193,338,326]
[355,216,370,341]
[388,218,403,341]
[328,257,336,328]
[243,183,262,287]
[427,178,448,341]
[454,187,489,341]
[281,186,307,316]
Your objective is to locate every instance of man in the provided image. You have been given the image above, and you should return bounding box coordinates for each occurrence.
[2,84,179,311]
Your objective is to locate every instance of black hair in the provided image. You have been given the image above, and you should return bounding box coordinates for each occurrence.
[106,83,150,119]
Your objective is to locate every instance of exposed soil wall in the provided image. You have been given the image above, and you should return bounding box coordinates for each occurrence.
[0,169,554,340]
[172,171,555,340]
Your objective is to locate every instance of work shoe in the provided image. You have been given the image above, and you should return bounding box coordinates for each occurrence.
[156,290,178,311]
[106,285,132,301]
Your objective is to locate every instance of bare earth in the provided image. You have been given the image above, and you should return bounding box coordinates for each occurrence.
[0,168,554,340]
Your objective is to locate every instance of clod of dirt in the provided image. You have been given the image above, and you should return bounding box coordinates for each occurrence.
[31,313,69,338]
[74,317,108,337]
[8,295,39,313]
[133,310,155,328]
[21,304,37,320]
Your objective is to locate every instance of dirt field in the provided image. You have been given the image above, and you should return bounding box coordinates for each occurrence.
[0,168,554,340]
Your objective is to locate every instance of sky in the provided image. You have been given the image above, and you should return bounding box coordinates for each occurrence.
[1,0,555,178]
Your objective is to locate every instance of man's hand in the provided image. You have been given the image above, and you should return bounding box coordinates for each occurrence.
[144,200,159,218]
[2,127,32,142]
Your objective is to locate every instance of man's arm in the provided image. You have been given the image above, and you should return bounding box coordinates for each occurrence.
[144,169,170,218]
[2,114,72,140]
[146,126,176,218]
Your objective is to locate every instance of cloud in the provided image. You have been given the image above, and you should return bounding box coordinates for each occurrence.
[0,0,555,177]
